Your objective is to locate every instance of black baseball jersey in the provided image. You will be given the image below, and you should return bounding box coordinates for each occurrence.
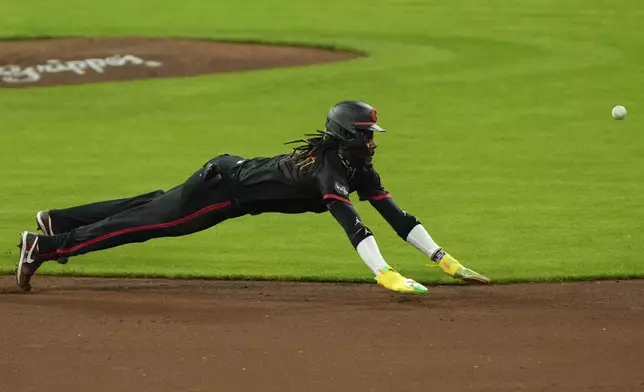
[218,150,390,215]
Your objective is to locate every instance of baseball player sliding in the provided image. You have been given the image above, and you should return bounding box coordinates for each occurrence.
[16,100,489,293]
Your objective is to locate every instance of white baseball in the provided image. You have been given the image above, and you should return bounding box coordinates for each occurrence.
[612,105,627,120]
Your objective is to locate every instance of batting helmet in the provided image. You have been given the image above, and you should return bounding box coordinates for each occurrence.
[324,100,386,143]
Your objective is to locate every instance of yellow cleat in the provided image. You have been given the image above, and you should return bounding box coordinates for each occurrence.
[376,266,428,294]
[434,252,490,284]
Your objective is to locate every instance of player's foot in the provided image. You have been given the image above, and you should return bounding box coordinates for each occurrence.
[36,211,68,264]
[15,231,45,292]
[36,210,55,235]
[376,266,428,294]
[433,250,489,284]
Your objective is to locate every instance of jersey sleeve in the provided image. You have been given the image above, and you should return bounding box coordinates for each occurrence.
[356,166,391,202]
[316,150,352,204]
[327,200,373,248]
[370,197,420,240]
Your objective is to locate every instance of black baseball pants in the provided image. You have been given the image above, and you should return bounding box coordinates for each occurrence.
[38,156,245,261]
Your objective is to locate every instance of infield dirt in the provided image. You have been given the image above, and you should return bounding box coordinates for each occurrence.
[1,276,643,392]
[0,37,361,88]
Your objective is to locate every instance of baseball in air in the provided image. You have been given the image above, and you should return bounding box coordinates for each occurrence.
[612,105,627,120]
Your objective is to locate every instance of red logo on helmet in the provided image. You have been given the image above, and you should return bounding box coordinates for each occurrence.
[370,109,378,122]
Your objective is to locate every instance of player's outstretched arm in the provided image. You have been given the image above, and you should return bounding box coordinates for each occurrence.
[369,197,490,284]
[325,200,427,294]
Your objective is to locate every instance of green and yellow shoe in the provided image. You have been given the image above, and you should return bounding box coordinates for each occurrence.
[433,252,490,284]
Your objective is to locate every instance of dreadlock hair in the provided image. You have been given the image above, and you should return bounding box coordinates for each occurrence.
[284,130,339,171]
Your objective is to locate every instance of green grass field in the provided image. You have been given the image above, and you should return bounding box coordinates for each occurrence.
[1,0,642,284]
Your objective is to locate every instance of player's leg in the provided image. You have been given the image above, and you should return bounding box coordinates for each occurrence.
[37,190,166,235]
[36,154,242,234]
[16,163,243,291]
[44,167,239,258]
[36,190,167,265]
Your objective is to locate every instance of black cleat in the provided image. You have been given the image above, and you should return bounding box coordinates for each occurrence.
[36,210,54,236]
[36,211,68,265]
[15,231,44,292]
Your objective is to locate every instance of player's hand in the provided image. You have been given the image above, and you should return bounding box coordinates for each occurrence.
[435,252,489,284]
[376,266,428,294]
